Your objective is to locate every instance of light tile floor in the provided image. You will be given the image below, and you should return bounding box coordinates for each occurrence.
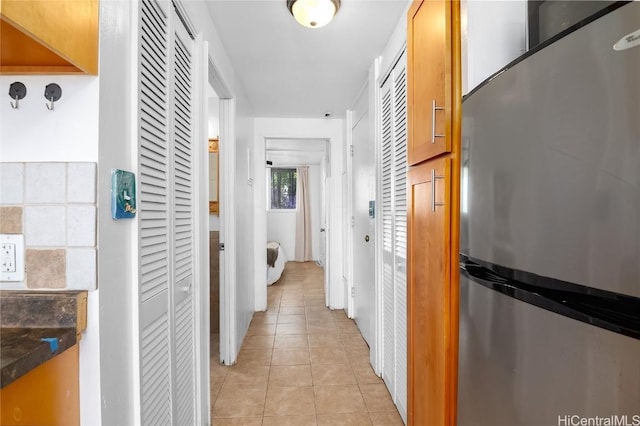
[211,261,404,425]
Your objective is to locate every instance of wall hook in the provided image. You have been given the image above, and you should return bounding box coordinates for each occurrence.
[9,82,27,109]
[44,83,62,111]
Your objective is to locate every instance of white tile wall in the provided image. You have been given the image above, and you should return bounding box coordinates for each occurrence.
[67,206,96,247]
[25,206,66,246]
[25,163,66,204]
[68,163,97,203]
[67,248,97,290]
[2,161,98,291]
[0,163,24,204]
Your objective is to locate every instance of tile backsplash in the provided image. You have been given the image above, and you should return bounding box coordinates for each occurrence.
[0,162,97,291]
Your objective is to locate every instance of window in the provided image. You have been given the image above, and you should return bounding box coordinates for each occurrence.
[269,168,297,209]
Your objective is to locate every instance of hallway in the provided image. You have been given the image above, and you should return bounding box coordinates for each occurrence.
[210,262,404,425]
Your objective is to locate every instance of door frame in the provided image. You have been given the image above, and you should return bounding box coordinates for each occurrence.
[217,97,236,366]
[344,110,354,317]
[346,59,383,372]
[199,41,236,426]
[255,136,331,309]
[192,29,208,426]
[320,144,330,304]
[253,119,345,313]
[345,65,383,368]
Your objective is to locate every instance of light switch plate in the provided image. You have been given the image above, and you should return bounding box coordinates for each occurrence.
[1,234,25,282]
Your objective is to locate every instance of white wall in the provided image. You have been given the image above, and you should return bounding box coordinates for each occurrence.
[0,48,102,426]
[80,289,102,425]
[182,2,254,107]
[266,164,321,261]
[96,0,137,424]
[0,75,99,162]
[182,0,258,365]
[462,0,528,95]
[254,118,345,312]
[233,102,256,351]
[209,214,220,231]
[267,210,296,261]
[208,96,220,138]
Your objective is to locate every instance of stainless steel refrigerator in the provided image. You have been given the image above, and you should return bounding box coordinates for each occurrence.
[458,3,640,425]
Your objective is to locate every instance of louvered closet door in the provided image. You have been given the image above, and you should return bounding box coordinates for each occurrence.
[139,0,172,424]
[392,52,408,422]
[138,1,197,424]
[171,12,196,425]
[381,77,395,393]
[380,50,408,423]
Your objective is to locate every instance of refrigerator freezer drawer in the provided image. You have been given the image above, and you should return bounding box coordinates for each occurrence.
[458,275,640,426]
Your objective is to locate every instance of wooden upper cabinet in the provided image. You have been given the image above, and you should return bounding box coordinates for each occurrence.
[0,0,99,74]
[407,0,453,165]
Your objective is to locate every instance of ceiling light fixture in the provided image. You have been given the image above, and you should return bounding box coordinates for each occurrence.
[287,0,341,29]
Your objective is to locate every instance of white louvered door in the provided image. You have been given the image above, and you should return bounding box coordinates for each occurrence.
[139,0,172,423]
[381,77,395,393]
[138,1,197,424]
[379,50,408,423]
[392,53,408,422]
[171,11,196,426]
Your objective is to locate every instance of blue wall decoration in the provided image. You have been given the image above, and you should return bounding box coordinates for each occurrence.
[111,169,137,219]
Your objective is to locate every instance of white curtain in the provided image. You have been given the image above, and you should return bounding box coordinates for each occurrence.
[295,166,312,261]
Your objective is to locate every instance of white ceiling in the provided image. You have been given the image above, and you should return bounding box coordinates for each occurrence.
[204,0,410,118]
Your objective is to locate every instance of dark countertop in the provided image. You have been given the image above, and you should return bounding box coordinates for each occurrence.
[0,291,87,330]
[0,327,77,388]
[0,291,86,389]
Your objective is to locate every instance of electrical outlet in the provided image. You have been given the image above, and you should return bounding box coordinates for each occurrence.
[0,234,24,282]
[2,243,16,272]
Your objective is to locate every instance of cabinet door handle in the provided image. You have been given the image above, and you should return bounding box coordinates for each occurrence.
[431,169,445,212]
[431,100,445,143]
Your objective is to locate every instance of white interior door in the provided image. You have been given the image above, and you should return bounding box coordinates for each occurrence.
[322,151,331,305]
[352,104,376,347]
[138,1,198,423]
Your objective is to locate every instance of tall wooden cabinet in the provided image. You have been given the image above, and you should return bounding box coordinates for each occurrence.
[406,1,461,425]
